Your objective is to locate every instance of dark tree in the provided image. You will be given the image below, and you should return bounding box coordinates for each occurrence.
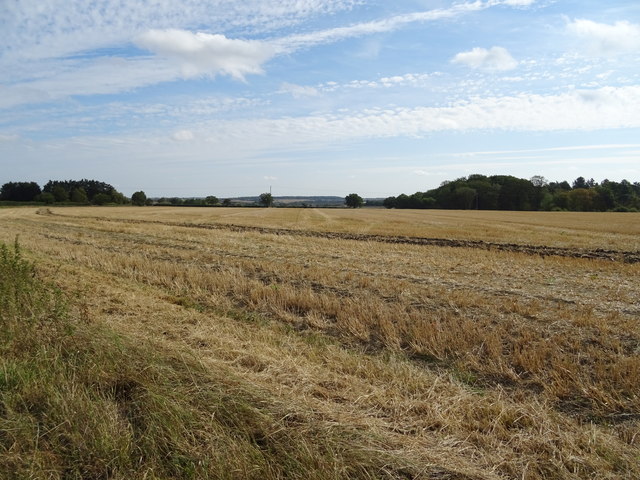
[70,188,88,203]
[131,191,147,206]
[38,192,55,204]
[383,196,397,209]
[92,193,112,205]
[345,193,364,208]
[259,192,274,207]
[44,179,120,203]
[205,196,219,206]
[572,176,588,189]
[51,185,69,202]
[0,182,41,202]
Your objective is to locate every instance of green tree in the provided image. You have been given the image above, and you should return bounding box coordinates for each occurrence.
[452,186,477,209]
[345,193,364,208]
[70,187,88,203]
[383,196,397,209]
[110,189,127,204]
[37,192,55,204]
[259,192,274,207]
[131,191,147,206]
[567,188,600,211]
[0,181,41,202]
[51,185,69,202]
[205,196,219,206]
[92,193,112,205]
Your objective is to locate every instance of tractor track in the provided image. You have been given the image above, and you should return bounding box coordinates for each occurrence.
[45,210,640,263]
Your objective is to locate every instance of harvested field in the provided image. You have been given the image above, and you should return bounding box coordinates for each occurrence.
[1,206,639,479]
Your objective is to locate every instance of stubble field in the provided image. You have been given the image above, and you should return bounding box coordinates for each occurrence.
[1,206,639,479]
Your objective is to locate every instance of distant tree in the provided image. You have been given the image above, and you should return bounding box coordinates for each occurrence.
[0,181,41,202]
[92,193,112,205]
[259,192,274,207]
[205,196,219,206]
[110,189,127,204]
[44,179,124,204]
[383,196,397,209]
[572,176,588,189]
[530,175,548,188]
[37,192,55,204]
[452,186,477,209]
[345,193,364,208]
[549,181,571,192]
[70,187,88,203]
[222,198,232,207]
[395,193,411,209]
[51,185,69,202]
[540,192,555,211]
[131,191,147,206]
[567,188,600,212]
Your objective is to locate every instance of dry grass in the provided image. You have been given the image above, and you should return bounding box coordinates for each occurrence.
[1,206,638,479]
[49,206,640,250]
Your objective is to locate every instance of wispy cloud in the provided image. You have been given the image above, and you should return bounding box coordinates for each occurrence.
[271,2,494,53]
[0,0,360,62]
[182,85,640,150]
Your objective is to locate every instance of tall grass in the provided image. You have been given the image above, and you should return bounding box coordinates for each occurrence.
[0,241,416,479]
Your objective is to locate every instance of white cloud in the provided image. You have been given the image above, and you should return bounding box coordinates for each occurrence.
[171,130,195,141]
[498,0,536,6]
[452,46,518,71]
[135,29,276,80]
[0,1,359,63]
[280,82,320,98]
[568,19,640,56]
[318,72,437,92]
[1,1,535,107]
[201,85,640,146]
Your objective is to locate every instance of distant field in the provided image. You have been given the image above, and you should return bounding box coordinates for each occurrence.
[1,206,638,479]
[41,205,640,250]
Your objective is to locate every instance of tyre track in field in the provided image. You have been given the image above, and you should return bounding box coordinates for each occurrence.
[45,210,640,264]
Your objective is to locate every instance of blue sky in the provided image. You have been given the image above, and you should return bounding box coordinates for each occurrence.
[1,0,639,198]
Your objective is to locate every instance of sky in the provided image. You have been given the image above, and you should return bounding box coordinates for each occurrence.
[1,0,640,198]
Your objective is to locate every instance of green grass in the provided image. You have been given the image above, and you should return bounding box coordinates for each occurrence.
[0,241,415,480]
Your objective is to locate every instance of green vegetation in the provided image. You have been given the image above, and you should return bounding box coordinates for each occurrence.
[384,174,640,211]
[131,190,148,206]
[344,193,364,208]
[0,241,408,479]
[0,182,42,202]
[259,192,274,207]
[0,179,128,205]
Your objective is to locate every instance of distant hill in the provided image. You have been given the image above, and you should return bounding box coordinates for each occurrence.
[233,196,346,207]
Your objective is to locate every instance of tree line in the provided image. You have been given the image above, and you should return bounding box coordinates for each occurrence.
[0,179,133,205]
[383,175,640,212]
[4,175,639,212]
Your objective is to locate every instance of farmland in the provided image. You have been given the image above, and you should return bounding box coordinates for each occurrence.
[1,206,639,479]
